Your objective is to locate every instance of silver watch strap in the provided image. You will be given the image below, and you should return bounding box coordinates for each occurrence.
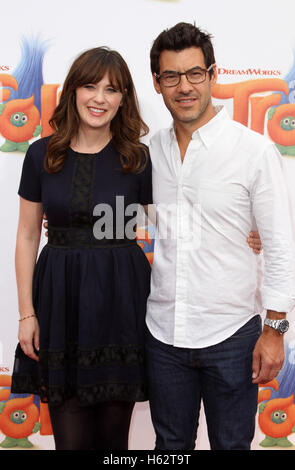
[264,318,281,329]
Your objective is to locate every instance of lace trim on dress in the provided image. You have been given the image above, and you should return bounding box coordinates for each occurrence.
[11,374,148,406]
[37,345,144,370]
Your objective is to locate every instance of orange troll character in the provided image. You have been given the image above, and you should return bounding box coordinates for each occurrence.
[0,72,42,153]
[258,394,295,447]
[0,394,41,448]
[268,104,295,156]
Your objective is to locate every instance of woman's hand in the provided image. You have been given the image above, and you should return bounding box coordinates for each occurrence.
[247,231,262,254]
[18,316,40,362]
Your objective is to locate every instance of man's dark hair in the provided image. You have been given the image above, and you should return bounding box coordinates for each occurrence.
[150,22,215,78]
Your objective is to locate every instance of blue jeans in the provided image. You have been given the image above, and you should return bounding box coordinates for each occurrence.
[145,315,262,450]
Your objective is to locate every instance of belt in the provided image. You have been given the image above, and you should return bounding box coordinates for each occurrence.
[47,226,138,248]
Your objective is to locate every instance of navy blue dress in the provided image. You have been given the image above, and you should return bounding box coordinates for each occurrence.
[11,136,152,407]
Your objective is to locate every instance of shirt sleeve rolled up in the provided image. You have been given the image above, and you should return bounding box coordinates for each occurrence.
[251,144,295,313]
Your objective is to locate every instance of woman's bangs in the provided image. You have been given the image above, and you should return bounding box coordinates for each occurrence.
[107,66,124,92]
[75,55,124,91]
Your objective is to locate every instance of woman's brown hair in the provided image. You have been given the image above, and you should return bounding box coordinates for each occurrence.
[45,47,149,174]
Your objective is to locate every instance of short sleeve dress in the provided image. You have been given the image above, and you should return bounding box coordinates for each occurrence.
[11,136,152,407]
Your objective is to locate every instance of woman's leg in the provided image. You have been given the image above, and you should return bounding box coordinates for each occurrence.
[48,396,95,450]
[93,401,135,450]
[49,396,135,450]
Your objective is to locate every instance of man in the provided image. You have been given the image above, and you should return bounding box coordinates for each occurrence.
[145,22,294,450]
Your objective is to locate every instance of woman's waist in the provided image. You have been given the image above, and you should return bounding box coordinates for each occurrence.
[47,225,138,249]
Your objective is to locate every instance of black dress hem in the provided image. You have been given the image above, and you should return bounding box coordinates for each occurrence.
[11,374,148,407]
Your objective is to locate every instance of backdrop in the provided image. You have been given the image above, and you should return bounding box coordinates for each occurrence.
[0,0,295,451]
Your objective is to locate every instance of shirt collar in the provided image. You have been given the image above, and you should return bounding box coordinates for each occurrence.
[169,105,230,150]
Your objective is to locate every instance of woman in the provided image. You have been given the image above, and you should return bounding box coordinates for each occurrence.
[11,47,152,450]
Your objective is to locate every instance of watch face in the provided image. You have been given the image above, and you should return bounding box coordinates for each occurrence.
[279,320,289,333]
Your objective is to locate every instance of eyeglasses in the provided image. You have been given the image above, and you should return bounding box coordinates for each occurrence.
[154,64,215,87]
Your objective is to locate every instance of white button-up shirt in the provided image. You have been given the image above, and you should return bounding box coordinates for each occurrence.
[146,106,295,348]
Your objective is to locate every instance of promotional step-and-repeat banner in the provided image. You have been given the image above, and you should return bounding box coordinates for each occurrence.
[0,0,295,451]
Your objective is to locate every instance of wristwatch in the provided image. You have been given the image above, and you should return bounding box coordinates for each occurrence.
[264,318,289,334]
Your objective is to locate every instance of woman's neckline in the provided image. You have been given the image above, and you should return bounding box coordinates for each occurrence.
[69,138,113,156]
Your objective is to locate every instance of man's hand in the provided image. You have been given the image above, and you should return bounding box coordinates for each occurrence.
[43,213,48,236]
[252,327,284,384]
[247,231,262,254]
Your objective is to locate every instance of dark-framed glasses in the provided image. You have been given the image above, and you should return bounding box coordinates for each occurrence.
[154,64,215,87]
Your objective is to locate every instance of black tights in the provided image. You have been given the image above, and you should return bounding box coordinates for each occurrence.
[48,397,135,450]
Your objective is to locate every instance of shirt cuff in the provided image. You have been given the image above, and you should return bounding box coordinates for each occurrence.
[262,286,295,313]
